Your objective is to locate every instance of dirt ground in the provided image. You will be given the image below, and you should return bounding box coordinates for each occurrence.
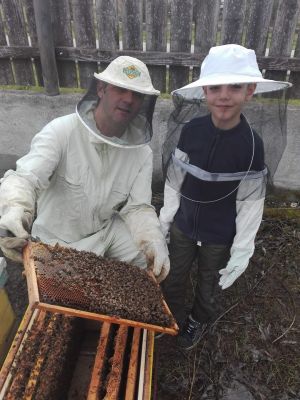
[152,195,300,400]
[2,193,300,400]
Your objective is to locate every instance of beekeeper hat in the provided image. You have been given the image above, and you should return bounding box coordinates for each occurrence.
[172,44,292,100]
[94,56,160,96]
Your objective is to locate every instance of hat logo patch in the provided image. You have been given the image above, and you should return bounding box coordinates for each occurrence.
[123,65,141,79]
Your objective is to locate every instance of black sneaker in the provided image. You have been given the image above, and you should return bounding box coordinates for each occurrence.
[177,315,207,350]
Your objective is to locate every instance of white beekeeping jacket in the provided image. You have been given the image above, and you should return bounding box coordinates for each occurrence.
[1,110,156,247]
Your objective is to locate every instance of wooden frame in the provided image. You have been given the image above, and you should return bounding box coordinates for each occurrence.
[23,242,179,336]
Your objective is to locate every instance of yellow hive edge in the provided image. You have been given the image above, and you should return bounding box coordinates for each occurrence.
[0,288,16,367]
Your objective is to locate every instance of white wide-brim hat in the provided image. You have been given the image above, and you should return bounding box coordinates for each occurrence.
[172,44,292,100]
[94,55,160,96]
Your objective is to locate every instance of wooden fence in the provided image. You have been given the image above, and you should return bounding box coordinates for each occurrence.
[0,0,300,97]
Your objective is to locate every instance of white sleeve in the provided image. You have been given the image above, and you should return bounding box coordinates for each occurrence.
[158,147,188,237]
[159,183,180,237]
[219,178,265,290]
[120,150,166,247]
[0,118,65,222]
[231,173,266,255]
[231,197,264,254]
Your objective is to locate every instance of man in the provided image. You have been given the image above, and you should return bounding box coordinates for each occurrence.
[0,56,170,282]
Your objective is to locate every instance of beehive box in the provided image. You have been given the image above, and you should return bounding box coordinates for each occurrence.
[0,289,16,367]
[0,308,154,399]
[0,259,8,288]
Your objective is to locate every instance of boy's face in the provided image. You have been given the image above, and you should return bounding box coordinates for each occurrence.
[203,83,256,130]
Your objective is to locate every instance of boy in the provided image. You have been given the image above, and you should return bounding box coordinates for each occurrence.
[159,44,291,350]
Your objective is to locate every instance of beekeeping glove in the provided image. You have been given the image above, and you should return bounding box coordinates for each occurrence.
[143,240,170,283]
[121,204,170,282]
[0,206,31,263]
[0,173,36,263]
[219,247,254,290]
[0,236,28,263]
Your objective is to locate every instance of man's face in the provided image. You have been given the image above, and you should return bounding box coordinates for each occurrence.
[97,83,144,133]
[203,84,256,130]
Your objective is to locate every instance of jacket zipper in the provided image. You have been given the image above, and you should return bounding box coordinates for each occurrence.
[206,131,221,169]
[193,130,221,240]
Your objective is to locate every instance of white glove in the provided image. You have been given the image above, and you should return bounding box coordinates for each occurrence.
[0,206,31,238]
[0,237,28,263]
[143,240,170,283]
[0,206,31,263]
[121,203,171,283]
[219,247,254,290]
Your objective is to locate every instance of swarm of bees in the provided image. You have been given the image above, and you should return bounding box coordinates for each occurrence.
[32,242,173,327]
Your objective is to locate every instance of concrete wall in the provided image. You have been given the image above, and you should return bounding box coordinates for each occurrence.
[0,90,299,191]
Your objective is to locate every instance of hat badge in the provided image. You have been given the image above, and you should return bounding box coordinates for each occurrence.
[123,65,141,79]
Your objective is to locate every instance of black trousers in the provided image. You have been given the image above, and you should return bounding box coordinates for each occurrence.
[162,222,230,326]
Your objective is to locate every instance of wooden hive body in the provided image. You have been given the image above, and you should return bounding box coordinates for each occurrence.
[0,308,154,399]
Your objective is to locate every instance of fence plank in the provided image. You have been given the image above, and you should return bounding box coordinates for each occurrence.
[37,47,300,71]
[0,7,14,84]
[4,46,300,72]
[121,0,143,51]
[95,0,119,73]
[265,0,300,83]
[169,0,193,92]
[221,0,247,44]
[194,0,220,54]
[193,0,220,80]
[51,0,77,87]
[0,0,300,97]
[244,0,274,56]
[33,0,59,95]
[145,0,168,92]
[23,0,43,85]
[72,0,97,88]
[1,0,35,85]
[289,30,300,98]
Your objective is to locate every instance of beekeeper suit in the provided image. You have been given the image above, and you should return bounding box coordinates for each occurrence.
[0,56,170,282]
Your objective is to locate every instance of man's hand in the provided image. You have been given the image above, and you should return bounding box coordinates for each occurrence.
[143,241,170,283]
[0,206,31,238]
[0,236,28,263]
[0,206,31,263]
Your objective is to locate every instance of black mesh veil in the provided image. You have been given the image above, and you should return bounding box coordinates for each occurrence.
[76,77,157,148]
[162,90,289,204]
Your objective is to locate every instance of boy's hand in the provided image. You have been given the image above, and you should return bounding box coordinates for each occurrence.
[219,264,247,289]
[218,247,253,289]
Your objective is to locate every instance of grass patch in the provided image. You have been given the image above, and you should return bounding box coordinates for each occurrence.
[0,85,86,94]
